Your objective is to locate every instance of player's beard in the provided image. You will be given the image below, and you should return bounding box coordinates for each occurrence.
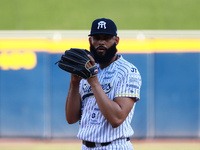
[90,43,117,63]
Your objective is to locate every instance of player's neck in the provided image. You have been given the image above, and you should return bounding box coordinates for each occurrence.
[99,54,119,69]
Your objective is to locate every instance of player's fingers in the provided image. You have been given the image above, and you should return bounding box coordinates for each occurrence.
[88,55,95,66]
[86,61,92,69]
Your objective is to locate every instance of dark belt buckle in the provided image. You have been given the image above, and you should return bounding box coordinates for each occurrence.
[83,140,111,148]
[101,142,111,146]
[83,138,129,148]
[83,141,96,148]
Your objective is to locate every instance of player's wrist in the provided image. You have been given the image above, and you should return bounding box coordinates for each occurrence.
[87,76,99,86]
[70,78,81,87]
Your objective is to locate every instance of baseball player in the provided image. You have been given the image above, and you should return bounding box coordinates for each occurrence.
[65,18,142,150]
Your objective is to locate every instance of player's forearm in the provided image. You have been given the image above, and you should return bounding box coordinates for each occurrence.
[94,88,125,127]
[65,82,81,124]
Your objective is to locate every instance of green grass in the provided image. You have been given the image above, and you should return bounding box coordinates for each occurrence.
[0,0,200,30]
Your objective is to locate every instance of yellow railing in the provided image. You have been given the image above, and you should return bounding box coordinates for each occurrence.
[0,38,200,70]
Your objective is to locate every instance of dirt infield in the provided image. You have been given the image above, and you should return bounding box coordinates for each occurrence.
[0,138,200,150]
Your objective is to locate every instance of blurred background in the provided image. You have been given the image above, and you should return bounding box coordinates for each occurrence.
[0,0,200,140]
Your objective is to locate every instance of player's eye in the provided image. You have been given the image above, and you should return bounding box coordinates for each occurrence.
[104,35,113,40]
[92,35,114,41]
[93,35,100,40]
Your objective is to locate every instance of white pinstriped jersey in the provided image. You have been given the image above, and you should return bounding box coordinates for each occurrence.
[77,55,142,143]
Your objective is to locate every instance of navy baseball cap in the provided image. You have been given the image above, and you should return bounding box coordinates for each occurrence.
[89,18,117,36]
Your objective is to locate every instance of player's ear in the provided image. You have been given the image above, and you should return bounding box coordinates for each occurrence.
[89,37,92,44]
[115,36,120,45]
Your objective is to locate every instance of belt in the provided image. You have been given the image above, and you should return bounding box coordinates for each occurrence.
[82,137,130,148]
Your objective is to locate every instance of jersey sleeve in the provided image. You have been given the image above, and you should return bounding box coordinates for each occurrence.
[114,66,142,101]
[79,79,84,96]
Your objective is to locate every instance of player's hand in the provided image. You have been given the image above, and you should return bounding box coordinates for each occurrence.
[71,74,82,83]
[86,55,96,69]
[87,55,98,84]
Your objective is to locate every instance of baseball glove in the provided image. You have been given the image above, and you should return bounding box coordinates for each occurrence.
[56,48,98,79]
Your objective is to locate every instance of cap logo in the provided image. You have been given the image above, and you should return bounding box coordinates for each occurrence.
[97,21,106,29]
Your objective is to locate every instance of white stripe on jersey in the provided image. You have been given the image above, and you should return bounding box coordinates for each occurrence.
[78,55,142,143]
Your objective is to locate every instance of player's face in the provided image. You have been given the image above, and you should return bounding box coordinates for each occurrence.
[89,34,119,63]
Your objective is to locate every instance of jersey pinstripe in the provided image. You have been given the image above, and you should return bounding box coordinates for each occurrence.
[77,55,142,143]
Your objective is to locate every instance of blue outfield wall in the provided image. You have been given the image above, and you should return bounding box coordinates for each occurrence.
[0,52,199,139]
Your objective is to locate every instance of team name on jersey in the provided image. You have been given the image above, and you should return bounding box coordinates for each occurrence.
[82,83,113,100]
